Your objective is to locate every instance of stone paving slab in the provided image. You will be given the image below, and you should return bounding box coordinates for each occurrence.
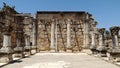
[0,53,120,68]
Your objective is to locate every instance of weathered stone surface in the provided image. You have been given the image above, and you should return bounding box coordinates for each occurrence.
[107,26,120,61]
[0,53,13,63]
[36,12,95,51]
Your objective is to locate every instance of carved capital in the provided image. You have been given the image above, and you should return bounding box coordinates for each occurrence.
[98,28,105,35]
[110,26,119,36]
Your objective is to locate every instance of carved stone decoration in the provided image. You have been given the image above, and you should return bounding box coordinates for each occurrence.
[0,23,13,63]
[97,28,107,57]
[108,26,120,62]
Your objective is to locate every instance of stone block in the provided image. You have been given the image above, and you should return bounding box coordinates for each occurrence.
[0,53,13,63]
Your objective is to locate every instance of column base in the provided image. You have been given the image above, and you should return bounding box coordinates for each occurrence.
[13,52,24,58]
[97,46,107,57]
[50,49,56,52]
[31,46,37,54]
[108,49,120,62]
[97,53,107,57]
[31,49,37,54]
[66,47,72,52]
[83,45,90,49]
[66,49,72,53]
[24,49,31,56]
[91,49,98,54]
[0,53,13,63]
[14,47,24,58]
[72,46,81,52]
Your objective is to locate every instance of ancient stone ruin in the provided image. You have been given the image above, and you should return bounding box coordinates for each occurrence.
[0,3,119,63]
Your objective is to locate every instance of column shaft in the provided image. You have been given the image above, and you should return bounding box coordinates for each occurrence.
[67,19,71,48]
[114,35,119,47]
[50,22,55,49]
[99,35,103,46]
[91,32,95,46]
[32,22,37,46]
[83,22,89,48]
[55,21,58,51]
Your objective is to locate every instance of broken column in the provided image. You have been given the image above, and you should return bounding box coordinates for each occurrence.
[66,19,72,51]
[50,19,55,51]
[108,26,120,61]
[14,30,24,58]
[0,25,14,63]
[24,34,31,56]
[97,28,107,57]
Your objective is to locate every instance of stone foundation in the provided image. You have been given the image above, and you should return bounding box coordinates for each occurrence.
[0,53,13,63]
[13,52,24,58]
[24,49,31,56]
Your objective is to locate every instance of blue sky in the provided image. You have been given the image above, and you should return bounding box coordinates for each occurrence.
[0,0,120,30]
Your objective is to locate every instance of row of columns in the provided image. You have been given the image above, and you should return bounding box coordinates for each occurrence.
[90,26,120,62]
[50,19,73,52]
[0,32,37,63]
[0,19,37,63]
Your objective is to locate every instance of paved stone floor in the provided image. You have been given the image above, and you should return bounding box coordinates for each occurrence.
[0,53,120,68]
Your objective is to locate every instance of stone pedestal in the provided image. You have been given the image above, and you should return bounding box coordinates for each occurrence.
[108,26,120,62]
[24,47,31,56]
[14,32,24,58]
[14,47,24,58]
[0,53,13,63]
[24,35,31,56]
[31,46,37,54]
[97,28,107,57]
[0,34,14,63]
[108,49,120,62]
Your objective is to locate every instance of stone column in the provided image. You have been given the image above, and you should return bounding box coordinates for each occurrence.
[66,19,71,51]
[97,28,107,57]
[0,28,13,63]
[14,31,24,58]
[55,20,58,52]
[24,34,31,56]
[111,27,119,49]
[31,19,37,54]
[108,26,120,61]
[90,31,97,54]
[83,14,89,49]
[50,19,55,51]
